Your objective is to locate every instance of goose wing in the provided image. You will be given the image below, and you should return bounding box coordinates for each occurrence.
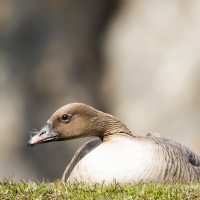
[146,135,200,179]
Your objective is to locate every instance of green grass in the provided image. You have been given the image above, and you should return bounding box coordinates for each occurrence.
[0,180,200,200]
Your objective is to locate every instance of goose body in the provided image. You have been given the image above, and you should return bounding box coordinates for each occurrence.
[64,137,165,183]
[27,103,200,184]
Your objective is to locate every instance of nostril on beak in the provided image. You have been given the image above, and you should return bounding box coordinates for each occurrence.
[39,130,46,136]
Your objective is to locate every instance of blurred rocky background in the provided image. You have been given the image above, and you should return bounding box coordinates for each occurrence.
[0,0,200,181]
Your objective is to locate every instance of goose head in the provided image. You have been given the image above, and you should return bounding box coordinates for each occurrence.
[27,103,131,147]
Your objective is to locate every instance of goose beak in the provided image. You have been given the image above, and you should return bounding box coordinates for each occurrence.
[27,123,58,147]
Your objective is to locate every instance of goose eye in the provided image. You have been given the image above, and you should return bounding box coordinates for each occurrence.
[61,114,70,121]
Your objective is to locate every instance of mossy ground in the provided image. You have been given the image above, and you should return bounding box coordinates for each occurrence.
[0,179,200,200]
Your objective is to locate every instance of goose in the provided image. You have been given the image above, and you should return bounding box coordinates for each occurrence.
[27,103,200,184]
